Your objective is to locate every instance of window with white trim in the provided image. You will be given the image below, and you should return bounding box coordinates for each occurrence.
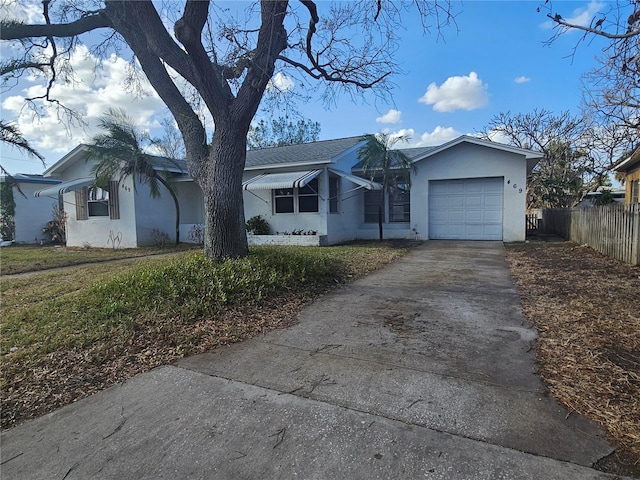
[273,178,319,214]
[76,181,120,220]
[88,186,109,216]
[632,180,639,204]
[274,187,294,213]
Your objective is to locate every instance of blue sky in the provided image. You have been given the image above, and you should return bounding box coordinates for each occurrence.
[0,1,612,175]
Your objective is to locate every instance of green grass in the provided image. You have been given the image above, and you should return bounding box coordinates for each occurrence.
[1,242,409,369]
[0,244,197,275]
[1,243,411,428]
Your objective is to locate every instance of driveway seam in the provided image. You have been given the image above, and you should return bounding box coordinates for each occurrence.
[260,339,544,394]
[168,364,604,473]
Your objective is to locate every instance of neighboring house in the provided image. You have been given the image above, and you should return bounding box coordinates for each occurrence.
[0,174,61,244]
[615,148,640,205]
[36,135,542,248]
[35,144,193,248]
[576,186,627,207]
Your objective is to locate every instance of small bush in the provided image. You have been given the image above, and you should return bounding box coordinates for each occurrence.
[42,205,67,244]
[188,224,204,244]
[150,229,170,246]
[246,215,270,235]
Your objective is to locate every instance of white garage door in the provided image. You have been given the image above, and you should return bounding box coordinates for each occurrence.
[429,178,503,240]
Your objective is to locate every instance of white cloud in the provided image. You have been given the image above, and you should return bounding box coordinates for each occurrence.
[485,129,514,146]
[376,109,402,124]
[1,45,167,153]
[514,76,531,84]
[541,1,605,29]
[419,72,489,112]
[565,0,605,28]
[268,72,294,92]
[384,126,462,148]
[0,0,44,23]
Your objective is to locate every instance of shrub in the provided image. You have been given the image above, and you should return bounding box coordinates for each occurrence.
[42,204,67,244]
[246,215,270,235]
[151,229,171,246]
[188,224,204,244]
[0,182,16,241]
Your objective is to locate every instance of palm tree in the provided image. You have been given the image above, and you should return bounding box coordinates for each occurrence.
[1,120,45,198]
[358,133,415,240]
[85,108,182,244]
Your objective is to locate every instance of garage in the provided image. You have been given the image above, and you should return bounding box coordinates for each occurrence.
[429,177,504,240]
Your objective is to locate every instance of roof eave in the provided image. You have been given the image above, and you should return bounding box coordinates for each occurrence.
[43,144,89,177]
[408,135,544,163]
[615,148,640,172]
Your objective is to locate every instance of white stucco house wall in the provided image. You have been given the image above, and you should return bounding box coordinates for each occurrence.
[35,136,542,248]
[35,145,191,248]
[0,174,62,244]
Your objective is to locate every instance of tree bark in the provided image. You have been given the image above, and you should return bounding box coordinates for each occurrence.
[202,123,249,260]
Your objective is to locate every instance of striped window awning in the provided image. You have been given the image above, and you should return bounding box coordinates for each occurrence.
[34,177,95,197]
[242,170,322,191]
[328,168,382,191]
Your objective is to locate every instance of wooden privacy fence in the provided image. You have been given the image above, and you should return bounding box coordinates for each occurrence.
[542,203,640,266]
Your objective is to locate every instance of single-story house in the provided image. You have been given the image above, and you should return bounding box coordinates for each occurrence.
[615,148,640,205]
[0,174,62,244]
[35,135,542,248]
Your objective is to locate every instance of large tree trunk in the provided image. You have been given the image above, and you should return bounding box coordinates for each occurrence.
[201,124,249,260]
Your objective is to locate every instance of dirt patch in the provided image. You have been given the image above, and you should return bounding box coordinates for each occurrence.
[506,240,640,477]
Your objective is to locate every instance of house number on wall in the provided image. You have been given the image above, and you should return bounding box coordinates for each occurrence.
[507,179,522,193]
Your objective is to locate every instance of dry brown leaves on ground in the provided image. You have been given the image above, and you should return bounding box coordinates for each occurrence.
[506,240,640,471]
[1,295,306,429]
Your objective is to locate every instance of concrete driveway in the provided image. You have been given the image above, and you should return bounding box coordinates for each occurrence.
[0,241,621,479]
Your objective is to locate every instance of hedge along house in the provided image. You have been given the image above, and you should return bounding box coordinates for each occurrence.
[0,174,61,244]
[36,135,542,248]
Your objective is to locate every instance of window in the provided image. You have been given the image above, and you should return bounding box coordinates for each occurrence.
[363,176,411,223]
[329,175,339,213]
[88,186,109,216]
[298,178,319,212]
[76,181,120,220]
[273,178,319,214]
[364,189,384,223]
[389,181,410,222]
[632,180,639,204]
[274,188,294,213]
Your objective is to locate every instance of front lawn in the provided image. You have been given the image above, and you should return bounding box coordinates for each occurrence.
[0,244,197,275]
[0,243,410,429]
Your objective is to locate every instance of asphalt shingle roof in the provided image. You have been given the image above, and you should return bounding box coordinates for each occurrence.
[245,136,364,169]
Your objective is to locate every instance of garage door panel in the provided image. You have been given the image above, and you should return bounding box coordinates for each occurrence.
[465,183,484,194]
[448,211,465,222]
[465,195,483,207]
[484,210,502,222]
[464,210,484,222]
[484,194,502,207]
[429,178,503,240]
[484,181,503,193]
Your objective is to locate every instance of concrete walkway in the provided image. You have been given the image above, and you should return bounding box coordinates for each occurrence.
[0,241,624,479]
